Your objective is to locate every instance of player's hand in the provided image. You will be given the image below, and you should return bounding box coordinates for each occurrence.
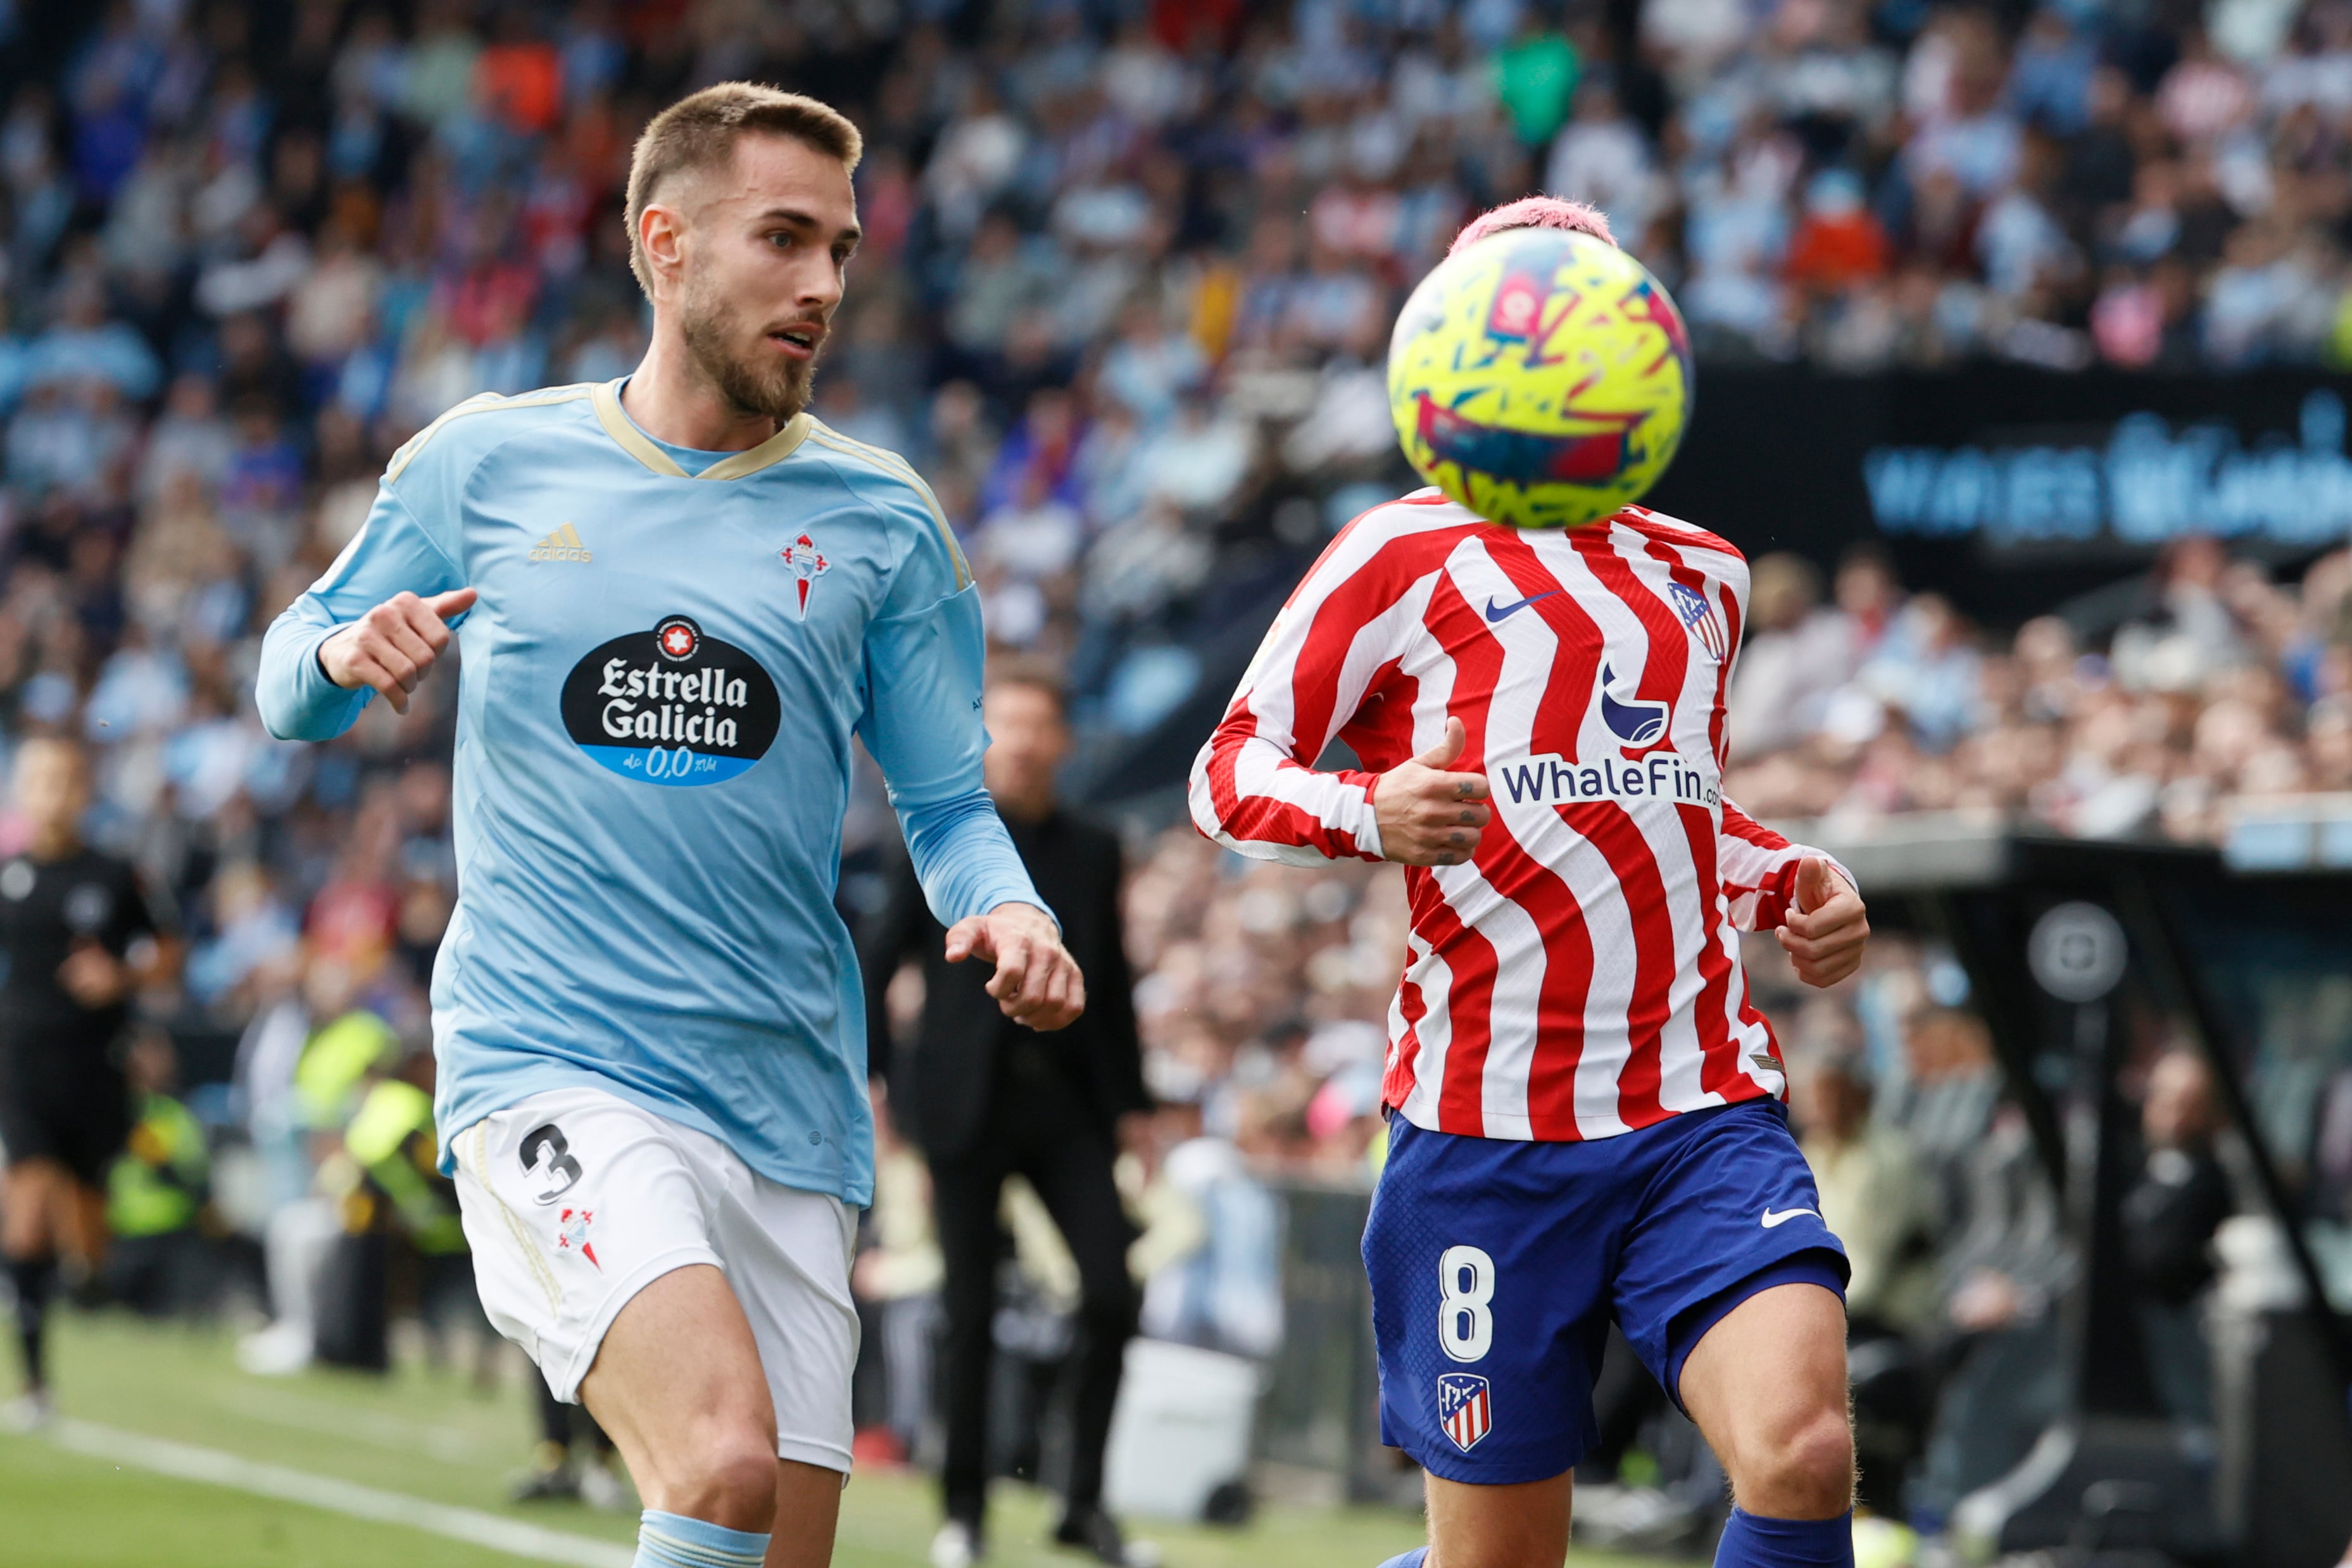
[319,588,478,715]
[1373,717,1491,867]
[943,901,1086,1031]
[1778,856,1867,988]
[58,940,130,1008]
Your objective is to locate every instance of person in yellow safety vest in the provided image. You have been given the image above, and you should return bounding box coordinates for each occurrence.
[315,1047,479,1374]
[335,1057,465,1259]
[102,1032,213,1315]
[239,989,408,1378]
[294,1007,401,1138]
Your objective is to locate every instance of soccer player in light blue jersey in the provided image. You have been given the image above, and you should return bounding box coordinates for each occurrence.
[256,84,1084,1568]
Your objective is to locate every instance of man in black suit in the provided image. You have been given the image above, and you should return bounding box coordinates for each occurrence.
[864,662,1150,1568]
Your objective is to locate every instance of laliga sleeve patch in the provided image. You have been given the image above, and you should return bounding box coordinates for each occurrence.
[560,615,783,786]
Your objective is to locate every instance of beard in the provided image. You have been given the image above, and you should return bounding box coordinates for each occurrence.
[679,275,821,424]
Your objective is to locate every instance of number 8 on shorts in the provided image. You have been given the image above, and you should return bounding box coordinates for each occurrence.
[1438,1245,1495,1362]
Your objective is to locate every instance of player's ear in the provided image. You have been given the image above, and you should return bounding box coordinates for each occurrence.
[639,201,688,293]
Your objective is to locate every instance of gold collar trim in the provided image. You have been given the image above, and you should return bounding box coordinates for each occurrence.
[591,380,812,480]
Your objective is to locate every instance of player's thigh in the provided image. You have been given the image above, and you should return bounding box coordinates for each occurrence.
[1424,1470,1572,1568]
[1678,1281,1852,1517]
[1607,1102,1852,1516]
[1608,1101,1847,1402]
[717,1172,860,1477]
[451,1088,727,1393]
[582,1262,780,1525]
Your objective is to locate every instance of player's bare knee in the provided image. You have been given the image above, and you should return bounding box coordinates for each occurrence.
[1732,1403,1852,1519]
[666,1422,781,1530]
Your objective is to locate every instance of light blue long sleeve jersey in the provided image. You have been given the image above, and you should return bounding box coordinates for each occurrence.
[256,379,1045,1205]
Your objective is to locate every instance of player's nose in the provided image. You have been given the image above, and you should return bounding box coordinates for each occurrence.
[796,259,844,313]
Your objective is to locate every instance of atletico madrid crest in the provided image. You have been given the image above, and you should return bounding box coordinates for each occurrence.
[781,533,830,620]
[1667,580,1728,662]
[1437,1372,1492,1452]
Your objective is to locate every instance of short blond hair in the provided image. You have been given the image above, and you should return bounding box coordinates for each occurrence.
[624,82,864,296]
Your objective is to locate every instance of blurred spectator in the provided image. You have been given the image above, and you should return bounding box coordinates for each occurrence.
[2122,1048,2237,1421]
[100,1032,211,1317]
[1882,1005,2004,1207]
[1792,1050,1938,1334]
[1726,553,1850,761]
[1492,11,1579,148]
[1129,1095,1283,1358]
[238,982,400,1379]
[850,1091,945,1469]
[310,1045,473,1374]
[1911,1100,2076,1525]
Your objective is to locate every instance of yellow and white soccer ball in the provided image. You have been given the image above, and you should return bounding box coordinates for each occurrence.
[1388,226,1694,529]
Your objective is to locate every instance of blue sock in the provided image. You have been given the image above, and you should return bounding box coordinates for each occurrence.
[635,1509,770,1568]
[1374,1549,1429,1568]
[1714,1507,1853,1568]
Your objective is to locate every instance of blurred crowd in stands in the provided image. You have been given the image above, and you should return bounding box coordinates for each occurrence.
[0,0,2337,1544]
[1723,535,2352,841]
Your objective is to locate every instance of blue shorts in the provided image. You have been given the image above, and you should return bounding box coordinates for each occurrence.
[1363,1098,1848,1484]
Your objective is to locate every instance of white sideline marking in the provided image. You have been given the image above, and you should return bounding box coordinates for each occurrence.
[218,1386,487,1462]
[49,1419,636,1567]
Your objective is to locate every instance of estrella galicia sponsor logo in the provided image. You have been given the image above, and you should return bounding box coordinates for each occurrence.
[559,615,781,786]
[1497,750,1720,808]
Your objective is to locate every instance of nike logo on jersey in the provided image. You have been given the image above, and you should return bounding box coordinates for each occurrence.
[1483,590,1559,622]
[1761,1206,1819,1228]
[529,522,593,563]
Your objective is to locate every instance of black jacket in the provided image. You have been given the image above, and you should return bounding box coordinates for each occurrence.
[862,809,1148,1162]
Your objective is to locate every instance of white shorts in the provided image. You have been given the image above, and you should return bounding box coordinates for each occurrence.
[451,1086,860,1472]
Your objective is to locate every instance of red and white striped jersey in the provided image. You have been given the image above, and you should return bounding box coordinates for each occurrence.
[1189,491,1846,1143]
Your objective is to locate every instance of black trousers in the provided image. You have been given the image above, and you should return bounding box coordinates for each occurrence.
[931,1046,1136,1527]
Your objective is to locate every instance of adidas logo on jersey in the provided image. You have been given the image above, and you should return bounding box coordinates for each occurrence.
[530,523,593,563]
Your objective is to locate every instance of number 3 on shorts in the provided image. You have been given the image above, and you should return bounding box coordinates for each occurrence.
[1438,1244,1495,1363]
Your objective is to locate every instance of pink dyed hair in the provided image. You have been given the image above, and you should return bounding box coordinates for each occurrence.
[1447,195,1616,258]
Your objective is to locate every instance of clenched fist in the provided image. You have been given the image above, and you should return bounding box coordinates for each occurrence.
[319,588,479,714]
[1374,717,1492,867]
[1778,856,1868,988]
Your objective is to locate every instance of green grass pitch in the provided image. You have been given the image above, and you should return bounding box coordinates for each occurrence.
[0,1313,1642,1568]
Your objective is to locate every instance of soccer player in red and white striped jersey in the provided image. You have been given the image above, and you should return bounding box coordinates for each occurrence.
[1191,198,1872,1568]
